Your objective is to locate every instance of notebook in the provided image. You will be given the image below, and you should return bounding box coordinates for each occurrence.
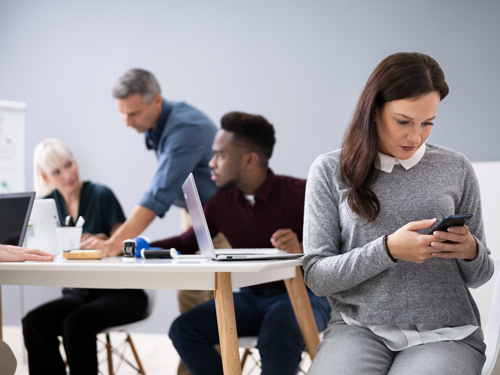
[181,173,304,261]
[0,191,36,246]
[24,198,60,254]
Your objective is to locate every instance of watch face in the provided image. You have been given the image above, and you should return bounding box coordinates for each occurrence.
[123,241,136,256]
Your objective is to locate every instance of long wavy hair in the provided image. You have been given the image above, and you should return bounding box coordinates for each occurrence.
[340,52,449,224]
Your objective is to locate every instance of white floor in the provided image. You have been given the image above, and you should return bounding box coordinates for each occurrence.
[3,325,310,375]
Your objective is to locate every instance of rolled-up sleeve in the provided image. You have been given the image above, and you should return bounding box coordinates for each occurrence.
[140,123,215,216]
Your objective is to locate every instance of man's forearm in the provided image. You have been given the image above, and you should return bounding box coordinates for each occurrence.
[106,205,157,254]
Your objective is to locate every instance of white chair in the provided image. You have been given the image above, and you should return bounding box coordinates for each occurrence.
[482,273,500,375]
[97,289,158,375]
[238,332,322,374]
[239,336,260,373]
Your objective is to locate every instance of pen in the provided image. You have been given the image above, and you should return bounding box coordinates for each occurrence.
[75,216,85,227]
[65,215,74,227]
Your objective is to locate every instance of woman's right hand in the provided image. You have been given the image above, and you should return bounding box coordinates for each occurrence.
[385,218,439,263]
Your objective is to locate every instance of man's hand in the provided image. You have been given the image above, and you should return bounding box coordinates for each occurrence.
[81,233,109,242]
[270,229,302,254]
[80,237,123,257]
[81,205,156,257]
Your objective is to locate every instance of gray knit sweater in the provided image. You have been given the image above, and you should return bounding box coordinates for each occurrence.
[303,143,494,327]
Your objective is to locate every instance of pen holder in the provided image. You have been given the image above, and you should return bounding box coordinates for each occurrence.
[56,227,83,255]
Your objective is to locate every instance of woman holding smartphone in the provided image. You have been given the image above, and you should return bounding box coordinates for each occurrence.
[303,52,493,374]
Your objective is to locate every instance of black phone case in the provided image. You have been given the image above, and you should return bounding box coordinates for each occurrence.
[427,214,473,234]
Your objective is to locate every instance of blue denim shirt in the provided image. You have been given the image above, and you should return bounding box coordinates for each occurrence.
[140,99,217,216]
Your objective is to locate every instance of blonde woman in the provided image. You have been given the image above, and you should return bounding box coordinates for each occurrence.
[22,138,147,375]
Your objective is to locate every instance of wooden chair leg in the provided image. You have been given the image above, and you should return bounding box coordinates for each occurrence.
[240,348,251,370]
[106,333,114,375]
[126,334,146,374]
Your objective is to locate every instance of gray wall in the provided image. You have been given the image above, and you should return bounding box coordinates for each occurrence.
[1,0,499,333]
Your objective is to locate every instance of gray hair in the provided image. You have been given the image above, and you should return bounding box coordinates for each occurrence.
[112,68,161,104]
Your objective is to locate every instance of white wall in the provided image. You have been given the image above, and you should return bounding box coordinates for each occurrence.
[0,0,499,336]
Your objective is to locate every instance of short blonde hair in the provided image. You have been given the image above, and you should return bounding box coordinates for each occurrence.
[33,138,75,196]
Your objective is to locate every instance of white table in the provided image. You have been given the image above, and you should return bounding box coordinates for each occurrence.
[0,256,320,374]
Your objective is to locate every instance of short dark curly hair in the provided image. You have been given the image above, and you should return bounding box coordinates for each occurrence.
[220,111,276,164]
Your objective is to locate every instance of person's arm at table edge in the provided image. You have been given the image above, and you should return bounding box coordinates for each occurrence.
[83,205,156,256]
[150,226,203,255]
[150,205,222,254]
[0,245,55,262]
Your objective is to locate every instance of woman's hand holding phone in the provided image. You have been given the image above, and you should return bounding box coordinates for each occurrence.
[386,214,477,263]
[386,219,437,263]
[429,215,477,261]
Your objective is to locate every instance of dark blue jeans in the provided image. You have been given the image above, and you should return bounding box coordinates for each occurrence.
[169,287,331,375]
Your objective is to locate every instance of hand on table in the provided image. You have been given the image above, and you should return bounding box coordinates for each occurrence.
[81,232,108,242]
[79,236,123,257]
[0,245,55,262]
[270,229,303,254]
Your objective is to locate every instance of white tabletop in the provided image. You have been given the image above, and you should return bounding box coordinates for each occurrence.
[0,255,303,290]
[0,255,312,375]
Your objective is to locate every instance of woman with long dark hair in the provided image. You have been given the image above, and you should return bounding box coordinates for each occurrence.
[303,52,493,374]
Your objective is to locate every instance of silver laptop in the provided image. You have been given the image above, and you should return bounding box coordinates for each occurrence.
[0,191,35,246]
[182,173,303,261]
[24,198,60,254]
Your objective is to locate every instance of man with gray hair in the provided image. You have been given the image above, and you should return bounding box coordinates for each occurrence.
[82,68,218,256]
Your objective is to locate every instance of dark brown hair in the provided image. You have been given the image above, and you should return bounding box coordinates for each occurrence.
[340,52,449,224]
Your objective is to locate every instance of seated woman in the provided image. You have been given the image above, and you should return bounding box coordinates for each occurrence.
[22,138,148,375]
[303,53,493,375]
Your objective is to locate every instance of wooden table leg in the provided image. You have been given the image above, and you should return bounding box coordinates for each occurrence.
[214,272,242,375]
[284,266,320,360]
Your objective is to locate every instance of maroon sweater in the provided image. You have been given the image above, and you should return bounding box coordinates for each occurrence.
[151,170,306,289]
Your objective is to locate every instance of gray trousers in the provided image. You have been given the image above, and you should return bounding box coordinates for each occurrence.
[0,339,17,375]
[308,314,486,375]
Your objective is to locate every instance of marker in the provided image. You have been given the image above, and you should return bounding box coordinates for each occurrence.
[75,216,85,227]
[65,215,74,227]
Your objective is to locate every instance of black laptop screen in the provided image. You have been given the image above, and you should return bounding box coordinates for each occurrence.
[0,192,35,246]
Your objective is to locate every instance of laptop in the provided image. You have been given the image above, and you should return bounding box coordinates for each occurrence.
[0,191,36,246]
[24,198,60,254]
[181,173,304,261]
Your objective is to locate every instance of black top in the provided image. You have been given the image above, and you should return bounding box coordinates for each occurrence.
[46,181,125,236]
[47,181,137,297]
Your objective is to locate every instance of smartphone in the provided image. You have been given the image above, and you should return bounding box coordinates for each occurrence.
[427,214,473,235]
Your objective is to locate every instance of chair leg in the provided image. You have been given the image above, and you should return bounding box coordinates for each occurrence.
[240,348,250,370]
[106,333,114,375]
[125,334,146,375]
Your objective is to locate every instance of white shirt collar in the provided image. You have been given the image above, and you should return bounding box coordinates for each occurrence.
[376,143,426,173]
[244,194,256,206]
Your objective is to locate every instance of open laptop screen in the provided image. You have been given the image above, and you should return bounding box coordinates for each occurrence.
[0,192,36,246]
